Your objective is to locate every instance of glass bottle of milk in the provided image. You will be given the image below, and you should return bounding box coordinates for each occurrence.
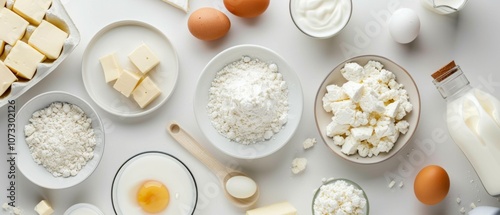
[421,0,468,14]
[432,61,500,197]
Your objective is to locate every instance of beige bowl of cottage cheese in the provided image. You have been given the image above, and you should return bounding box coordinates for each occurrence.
[16,91,105,189]
[314,55,421,164]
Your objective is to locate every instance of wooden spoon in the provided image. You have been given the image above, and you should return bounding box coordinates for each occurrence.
[167,121,260,208]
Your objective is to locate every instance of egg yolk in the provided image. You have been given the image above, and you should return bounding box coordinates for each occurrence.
[137,180,170,213]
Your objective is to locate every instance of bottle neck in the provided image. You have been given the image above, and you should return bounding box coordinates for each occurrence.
[432,66,472,101]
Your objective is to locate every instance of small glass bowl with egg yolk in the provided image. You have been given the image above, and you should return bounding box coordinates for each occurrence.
[111,151,198,215]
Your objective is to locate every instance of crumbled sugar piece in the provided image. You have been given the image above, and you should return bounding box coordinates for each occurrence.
[459,207,466,214]
[398,181,404,188]
[303,138,317,149]
[470,202,476,209]
[291,158,307,174]
[388,180,396,188]
[2,203,22,215]
[175,193,180,199]
[456,197,461,204]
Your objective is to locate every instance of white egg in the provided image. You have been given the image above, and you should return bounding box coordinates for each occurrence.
[389,8,420,44]
[113,153,197,215]
[225,175,257,199]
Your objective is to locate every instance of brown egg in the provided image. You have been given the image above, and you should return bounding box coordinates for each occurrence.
[414,165,450,205]
[224,0,270,18]
[188,8,231,41]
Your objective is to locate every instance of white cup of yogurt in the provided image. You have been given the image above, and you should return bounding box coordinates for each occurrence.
[289,0,352,38]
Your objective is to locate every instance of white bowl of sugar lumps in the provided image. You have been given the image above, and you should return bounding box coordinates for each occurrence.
[315,55,421,164]
[16,91,105,189]
[194,44,303,159]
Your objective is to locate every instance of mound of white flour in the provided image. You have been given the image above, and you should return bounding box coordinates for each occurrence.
[24,102,97,177]
[208,56,289,145]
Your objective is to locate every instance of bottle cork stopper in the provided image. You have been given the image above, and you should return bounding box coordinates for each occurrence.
[431,61,457,82]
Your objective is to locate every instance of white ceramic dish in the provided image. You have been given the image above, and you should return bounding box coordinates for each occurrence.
[16,91,105,189]
[64,203,104,215]
[289,0,352,38]
[0,0,80,107]
[194,44,303,159]
[314,55,421,164]
[82,20,179,117]
[111,151,198,215]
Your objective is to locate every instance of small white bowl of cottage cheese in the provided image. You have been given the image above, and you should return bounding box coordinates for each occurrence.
[16,91,105,189]
[314,55,421,164]
[312,178,369,215]
[194,44,303,159]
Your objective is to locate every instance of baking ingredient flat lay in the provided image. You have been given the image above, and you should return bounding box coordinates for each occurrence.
[112,152,197,214]
[313,179,367,215]
[322,61,412,157]
[290,0,351,38]
[223,0,270,18]
[188,7,230,41]
[208,56,289,145]
[24,102,97,177]
[161,0,189,13]
[99,43,162,108]
[432,61,500,197]
[246,201,297,215]
[388,8,420,44]
[0,1,69,97]
[414,165,450,205]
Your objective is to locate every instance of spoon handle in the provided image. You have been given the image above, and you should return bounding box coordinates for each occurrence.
[167,121,230,182]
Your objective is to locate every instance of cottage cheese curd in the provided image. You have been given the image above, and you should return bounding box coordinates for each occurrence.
[322,61,412,157]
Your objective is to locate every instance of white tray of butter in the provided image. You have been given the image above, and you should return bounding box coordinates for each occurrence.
[0,0,80,107]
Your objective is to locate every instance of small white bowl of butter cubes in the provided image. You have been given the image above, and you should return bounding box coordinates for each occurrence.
[315,55,421,164]
[82,20,179,117]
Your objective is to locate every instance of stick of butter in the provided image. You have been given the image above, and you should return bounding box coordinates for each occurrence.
[34,200,54,215]
[246,202,297,215]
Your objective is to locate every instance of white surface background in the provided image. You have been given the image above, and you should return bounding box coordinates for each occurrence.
[2,0,500,214]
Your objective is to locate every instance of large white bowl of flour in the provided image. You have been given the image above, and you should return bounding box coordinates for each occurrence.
[16,91,105,189]
[194,44,303,159]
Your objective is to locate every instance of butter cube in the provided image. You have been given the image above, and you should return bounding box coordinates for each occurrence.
[132,76,161,108]
[5,41,45,79]
[34,200,54,215]
[0,8,29,45]
[0,61,17,96]
[128,43,160,74]
[28,20,68,59]
[113,69,141,97]
[99,53,122,83]
[0,40,4,55]
[13,0,52,25]
[246,202,297,215]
